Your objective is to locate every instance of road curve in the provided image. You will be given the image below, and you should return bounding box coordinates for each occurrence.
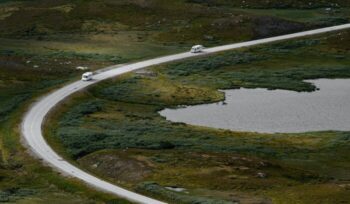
[21,23,350,204]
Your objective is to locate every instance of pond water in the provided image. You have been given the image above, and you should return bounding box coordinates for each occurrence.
[159,79,350,133]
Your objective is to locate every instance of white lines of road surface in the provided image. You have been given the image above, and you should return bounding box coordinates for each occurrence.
[21,23,350,204]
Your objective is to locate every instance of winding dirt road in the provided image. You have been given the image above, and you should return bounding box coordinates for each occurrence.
[21,23,350,204]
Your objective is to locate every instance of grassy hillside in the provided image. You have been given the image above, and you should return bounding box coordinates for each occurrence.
[1,0,350,62]
[0,0,349,71]
[47,29,350,203]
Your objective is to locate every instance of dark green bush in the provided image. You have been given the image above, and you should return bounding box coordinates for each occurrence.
[59,100,104,126]
[166,51,264,76]
[0,188,36,202]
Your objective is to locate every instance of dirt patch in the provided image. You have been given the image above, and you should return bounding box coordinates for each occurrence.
[78,150,152,183]
[50,4,75,13]
[0,6,19,20]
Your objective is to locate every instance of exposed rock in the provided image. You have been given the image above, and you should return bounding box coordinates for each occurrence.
[76,66,89,70]
[78,151,152,183]
[256,172,267,178]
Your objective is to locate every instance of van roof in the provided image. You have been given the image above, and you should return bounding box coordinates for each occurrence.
[192,45,203,48]
[83,72,93,76]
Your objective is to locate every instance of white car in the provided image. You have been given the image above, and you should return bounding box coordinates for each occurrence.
[81,72,93,81]
[190,45,204,53]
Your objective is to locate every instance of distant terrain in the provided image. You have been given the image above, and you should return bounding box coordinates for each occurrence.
[0,0,350,203]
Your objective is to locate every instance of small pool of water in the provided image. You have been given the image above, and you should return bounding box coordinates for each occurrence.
[159,79,350,133]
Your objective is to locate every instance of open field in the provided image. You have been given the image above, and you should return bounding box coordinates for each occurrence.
[1,0,350,203]
[46,29,350,204]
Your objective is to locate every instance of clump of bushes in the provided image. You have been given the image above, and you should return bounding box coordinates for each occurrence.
[59,100,104,126]
[261,39,320,53]
[0,94,29,122]
[315,17,349,27]
[165,51,264,76]
[0,188,36,202]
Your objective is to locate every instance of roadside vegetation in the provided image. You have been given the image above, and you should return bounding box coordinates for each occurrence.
[0,54,133,203]
[47,29,350,204]
[1,0,350,203]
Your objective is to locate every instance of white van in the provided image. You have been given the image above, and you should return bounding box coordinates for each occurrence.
[82,72,93,81]
[190,45,204,53]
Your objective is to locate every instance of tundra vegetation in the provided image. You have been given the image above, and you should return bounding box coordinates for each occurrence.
[48,29,350,204]
[0,0,350,203]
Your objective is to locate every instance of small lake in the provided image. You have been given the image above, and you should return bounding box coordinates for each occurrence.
[159,79,350,133]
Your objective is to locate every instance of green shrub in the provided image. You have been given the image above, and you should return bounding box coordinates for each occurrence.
[0,188,36,202]
[59,100,104,126]
[166,51,264,76]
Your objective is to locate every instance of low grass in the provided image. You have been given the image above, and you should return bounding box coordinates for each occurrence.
[46,30,350,203]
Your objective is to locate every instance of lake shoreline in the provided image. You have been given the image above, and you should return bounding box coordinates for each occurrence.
[160,79,350,133]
